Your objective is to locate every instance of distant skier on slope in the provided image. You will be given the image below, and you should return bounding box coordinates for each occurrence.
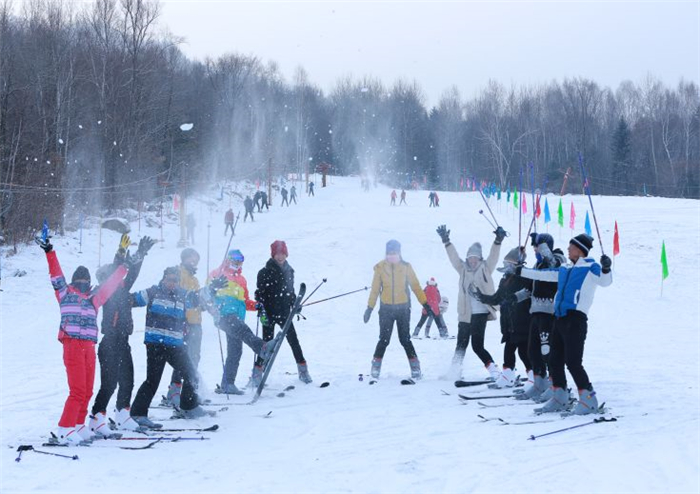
[412,277,449,339]
[243,195,255,222]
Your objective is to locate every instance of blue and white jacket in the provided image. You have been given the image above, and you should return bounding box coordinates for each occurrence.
[132,283,207,346]
[520,257,612,318]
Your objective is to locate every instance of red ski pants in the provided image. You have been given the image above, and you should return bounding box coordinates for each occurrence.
[58,339,96,428]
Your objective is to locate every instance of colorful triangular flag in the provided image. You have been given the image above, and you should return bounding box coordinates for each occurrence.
[613,221,620,256]
[544,199,551,224]
[661,241,669,280]
[569,202,576,230]
[557,199,564,227]
[513,188,518,209]
[522,194,528,214]
[584,211,592,236]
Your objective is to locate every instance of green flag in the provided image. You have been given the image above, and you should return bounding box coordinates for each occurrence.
[513,188,518,209]
[661,241,669,280]
[557,198,564,227]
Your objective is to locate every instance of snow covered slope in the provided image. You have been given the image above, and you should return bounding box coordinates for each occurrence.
[2,177,699,493]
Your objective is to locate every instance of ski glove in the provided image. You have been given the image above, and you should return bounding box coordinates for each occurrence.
[422,303,436,319]
[436,225,450,244]
[257,306,269,326]
[209,275,228,294]
[34,236,53,253]
[123,251,143,269]
[600,254,612,273]
[137,236,156,257]
[536,242,553,262]
[493,226,507,244]
[363,307,373,324]
[119,234,131,251]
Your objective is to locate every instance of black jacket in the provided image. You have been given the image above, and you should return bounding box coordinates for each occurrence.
[480,273,531,343]
[100,256,143,337]
[255,258,296,324]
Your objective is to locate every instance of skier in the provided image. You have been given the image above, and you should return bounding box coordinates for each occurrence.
[243,195,254,222]
[36,234,131,445]
[209,249,277,394]
[252,240,312,386]
[224,209,234,236]
[308,182,315,197]
[428,191,435,207]
[290,185,298,204]
[390,190,397,206]
[470,247,532,388]
[186,213,196,244]
[260,191,269,210]
[436,224,506,381]
[90,235,155,435]
[434,192,440,207]
[516,233,566,401]
[363,240,433,380]
[412,278,448,338]
[280,187,289,206]
[129,268,228,428]
[400,189,407,205]
[518,233,612,415]
[253,191,262,212]
[163,248,204,407]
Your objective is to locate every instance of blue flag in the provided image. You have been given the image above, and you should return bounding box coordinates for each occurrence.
[544,198,551,224]
[506,188,511,203]
[497,187,501,200]
[584,211,592,236]
[42,219,49,242]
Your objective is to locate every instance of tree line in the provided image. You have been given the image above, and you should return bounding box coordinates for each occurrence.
[1,0,698,244]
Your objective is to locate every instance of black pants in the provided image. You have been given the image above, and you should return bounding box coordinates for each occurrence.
[454,314,493,365]
[290,195,297,204]
[244,210,254,222]
[281,197,289,206]
[225,223,233,235]
[131,343,198,415]
[220,315,264,385]
[413,313,447,337]
[171,324,202,385]
[374,304,417,360]
[255,318,306,366]
[503,338,530,371]
[528,312,555,377]
[92,333,134,414]
[549,311,591,390]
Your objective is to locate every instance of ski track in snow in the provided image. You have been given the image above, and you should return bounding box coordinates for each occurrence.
[1,177,699,493]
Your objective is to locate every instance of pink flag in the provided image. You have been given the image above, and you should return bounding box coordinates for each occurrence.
[569,202,576,229]
[173,194,180,211]
[522,194,528,214]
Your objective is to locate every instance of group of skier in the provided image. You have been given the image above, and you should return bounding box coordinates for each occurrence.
[363,224,612,416]
[38,228,307,445]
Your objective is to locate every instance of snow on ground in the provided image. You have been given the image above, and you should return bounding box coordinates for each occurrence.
[1,177,699,494]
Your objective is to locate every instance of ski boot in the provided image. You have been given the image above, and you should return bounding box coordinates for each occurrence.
[534,387,570,414]
[216,383,245,395]
[114,407,141,431]
[75,424,95,443]
[485,362,500,382]
[408,357,422,380]
[571,387,599,415]
[175,405,213,420]
[160,382,182,408]
[89,411,109,437]
[51,427,88,446]
[249,365,263,389]
[370,357,382,379]
[297,362,313,384]
[516,374,548,401]
[490,367,516,388]
[130,415,163,429]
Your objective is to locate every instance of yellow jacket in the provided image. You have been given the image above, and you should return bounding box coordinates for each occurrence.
[180,265,202,324]
[367,260,427,308]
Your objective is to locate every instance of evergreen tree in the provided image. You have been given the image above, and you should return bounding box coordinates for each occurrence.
[611,116,632,195]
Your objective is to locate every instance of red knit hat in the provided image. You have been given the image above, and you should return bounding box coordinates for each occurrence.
[271,240,288,257]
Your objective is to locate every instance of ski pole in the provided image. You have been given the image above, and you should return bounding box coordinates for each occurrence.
[518,165,523,247]
[578,153,605,255]
[530,162,536,233]
[302,287,368,308]
[221,225,236,265]
[231,211,241,236]
[524,177,549,242]
[302,278,328,305]
[478,210,497,230]
[527,416,617,440]
[16,445,78,462]
[215,321,229,401]
[477,188,500,227]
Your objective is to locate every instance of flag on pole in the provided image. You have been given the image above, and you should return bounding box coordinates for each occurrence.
[557,199,564,227]
[497,188,501,200]
[584,211,592,236]
[536,198,542,218]
[513,188,518,209]
[506,188,511,203]
[613,221,620,256]
[544,198,551,223]
[569,202,576,229]
[661,241,669,280]
[522,194,528,214]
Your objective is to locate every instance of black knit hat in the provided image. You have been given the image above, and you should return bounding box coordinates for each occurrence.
[71,266,91,284]
[570,234,594,256]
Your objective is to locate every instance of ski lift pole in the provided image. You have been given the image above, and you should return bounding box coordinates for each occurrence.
[302,287,369,308]
[578,153,605,255]
[78,213,83,254]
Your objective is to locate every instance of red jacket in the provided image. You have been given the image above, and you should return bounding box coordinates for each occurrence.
[225,210,234,223]
[423,284,441,315]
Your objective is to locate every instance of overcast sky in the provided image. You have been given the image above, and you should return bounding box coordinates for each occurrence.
[160,1,699,106]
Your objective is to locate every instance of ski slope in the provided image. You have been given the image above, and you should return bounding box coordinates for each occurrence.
[1,177,699,494]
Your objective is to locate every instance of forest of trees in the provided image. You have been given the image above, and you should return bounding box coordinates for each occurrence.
[1,0,698,242]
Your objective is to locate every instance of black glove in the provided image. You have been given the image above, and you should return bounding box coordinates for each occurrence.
[209,275,228,293]
[35,236,53,253]
[363,306,373,324]
[123,251,143,269]
[137,236,156,257]
[494,226,507,245]
[436,225,450,244]
[600,254,612,274]
[422,303,436,318]
[529,232,539,247]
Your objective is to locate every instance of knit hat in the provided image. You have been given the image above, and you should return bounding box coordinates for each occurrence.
[163,266,180,280]
[428,277,437,286]
[535,233,554,251]
[271,240,288,257]
[71,266,91,284]
[504,247,526,265]
[466,242,482,259]
[386,239,401,255]
[227,249,244,262]
[181,247,200,262]
[570,234,594,256]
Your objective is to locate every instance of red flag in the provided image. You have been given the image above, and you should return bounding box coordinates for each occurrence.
[535,197,542,218]
[613,221,620,256]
